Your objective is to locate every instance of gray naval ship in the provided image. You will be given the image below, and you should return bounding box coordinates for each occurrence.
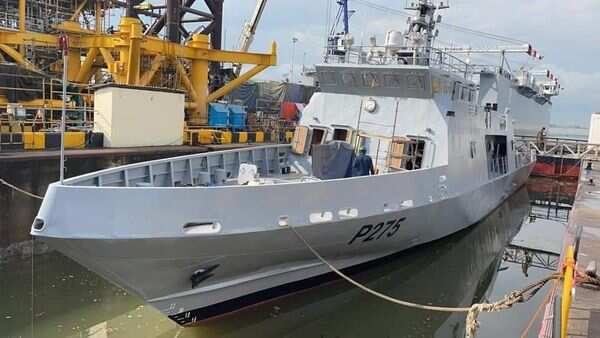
[31,0,559,326]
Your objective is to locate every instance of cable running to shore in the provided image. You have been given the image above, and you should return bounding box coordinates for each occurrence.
[0,178,44,200]
[288,224,560,338]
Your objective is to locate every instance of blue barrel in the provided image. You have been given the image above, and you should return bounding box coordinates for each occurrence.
[208,103,229,128]
[228,105,247,130]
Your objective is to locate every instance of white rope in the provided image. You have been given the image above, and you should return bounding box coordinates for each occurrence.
[0,178,44,200]
[288,225,559,338]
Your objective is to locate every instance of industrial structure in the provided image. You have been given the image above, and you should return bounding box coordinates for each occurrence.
[0,0,276,129]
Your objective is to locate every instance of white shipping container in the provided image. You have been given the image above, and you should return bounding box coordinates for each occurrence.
[94,85,185,148]
[588,113,600,145]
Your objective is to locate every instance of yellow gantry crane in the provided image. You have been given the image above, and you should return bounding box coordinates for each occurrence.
[0,0,277,125]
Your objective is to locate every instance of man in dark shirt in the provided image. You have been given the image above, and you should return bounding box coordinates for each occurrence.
[353,146,375,176]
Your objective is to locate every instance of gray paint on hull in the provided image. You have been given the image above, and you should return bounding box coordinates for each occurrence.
[39,163,532,320]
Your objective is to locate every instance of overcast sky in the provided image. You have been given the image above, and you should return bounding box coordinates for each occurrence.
[217,0,600,128]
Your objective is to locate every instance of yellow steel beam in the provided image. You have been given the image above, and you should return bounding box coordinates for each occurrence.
[203,41,277,65]
[98,47,122,82]
[174,58,198,102]
[139,54,164,86]
[70,0,89,21]
[0,16,277,122]
[53,20,97,35]
[98,47,115,66]
[0,30,58,46]
[0,44,38,71]
[207,64,269,102]
[0,30,276,66]
[75,48,98,83]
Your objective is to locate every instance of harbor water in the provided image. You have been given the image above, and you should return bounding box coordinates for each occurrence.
[1,160,573,338]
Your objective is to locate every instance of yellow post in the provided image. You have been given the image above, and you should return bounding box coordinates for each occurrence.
[188,34,210,125]
[95,1,103,33]
[18,0,26,54]
[19,0,26,32]
[116,17,142,84]
[125,21,143,85]
[561,245,576,338]
[67,47,82,82]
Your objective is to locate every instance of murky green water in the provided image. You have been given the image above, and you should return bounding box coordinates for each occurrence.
[0,160,571,338]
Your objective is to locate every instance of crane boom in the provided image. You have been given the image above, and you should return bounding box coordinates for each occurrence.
[234,0,268,76]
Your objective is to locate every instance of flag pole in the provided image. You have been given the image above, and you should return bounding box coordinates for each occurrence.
[59,34,68,184]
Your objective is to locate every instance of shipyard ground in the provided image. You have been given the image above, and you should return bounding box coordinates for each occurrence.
[566,165,600,337]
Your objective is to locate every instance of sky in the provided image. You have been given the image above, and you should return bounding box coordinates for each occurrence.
[215,0,600,128]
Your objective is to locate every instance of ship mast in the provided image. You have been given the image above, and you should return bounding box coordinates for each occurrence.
[325,0,354,61]
[403,0,449,63]
[341,0,350,35]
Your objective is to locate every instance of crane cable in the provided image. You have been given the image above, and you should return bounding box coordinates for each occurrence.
[351,0,528,45]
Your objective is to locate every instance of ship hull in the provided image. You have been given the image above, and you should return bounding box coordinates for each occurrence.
[37,162,533,326]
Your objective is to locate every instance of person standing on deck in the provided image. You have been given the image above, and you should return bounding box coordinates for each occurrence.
[536,127,547,151]
[33,109,44,131]
[353,146,376,176]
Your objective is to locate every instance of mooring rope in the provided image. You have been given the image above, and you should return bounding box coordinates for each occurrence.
[288,225,561,338]
[0,178,44,200]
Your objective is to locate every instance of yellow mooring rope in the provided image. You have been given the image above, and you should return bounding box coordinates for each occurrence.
[288,224,562,338]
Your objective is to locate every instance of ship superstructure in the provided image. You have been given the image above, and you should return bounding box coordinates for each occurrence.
[32,0,550,326]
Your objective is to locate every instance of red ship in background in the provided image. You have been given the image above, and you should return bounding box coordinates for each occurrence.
[532,155,582,180]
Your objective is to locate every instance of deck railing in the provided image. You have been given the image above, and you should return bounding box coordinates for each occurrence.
[514,135,600,161]
[325,46,473,79]
[66,144,292,187]
[0,72,94,132]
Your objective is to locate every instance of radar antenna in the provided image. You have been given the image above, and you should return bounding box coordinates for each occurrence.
[403,0,449,53]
